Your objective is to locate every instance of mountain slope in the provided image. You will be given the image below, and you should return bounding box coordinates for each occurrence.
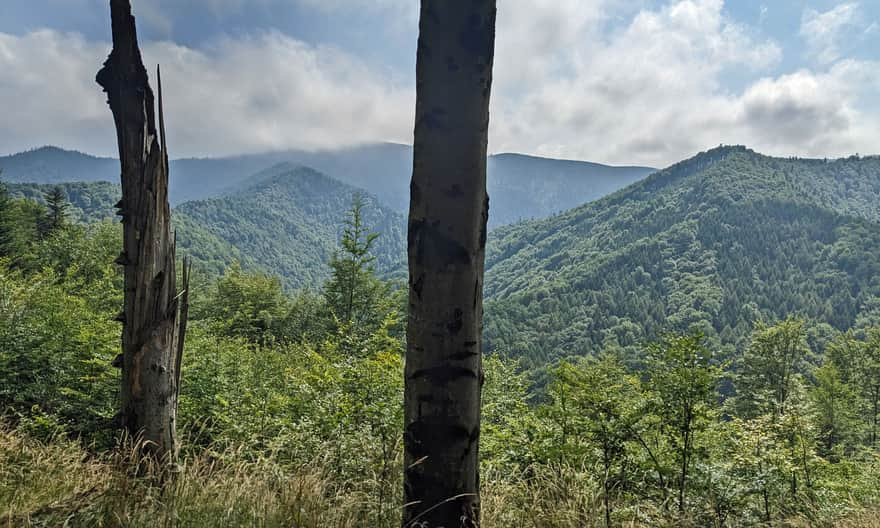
[174,164,406,289]
[2,145,654,227]
[483,147,880,365]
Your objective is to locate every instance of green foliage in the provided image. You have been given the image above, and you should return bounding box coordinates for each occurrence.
[645,332,722,513]
[826,330,880,448]
[325,194,381,324]
[0,173,10,253]
[1,199,45,264]
[812,361,860,458]
[200,263,292,345]
[734,317,811,418]
[0,224,120,445]
[484,148,880,366]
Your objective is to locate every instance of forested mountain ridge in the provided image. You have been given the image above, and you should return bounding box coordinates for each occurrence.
[174,164,406,289]
[1,144,654,227]
[484,146,880,365]
[6,167,405,289]
[0,147,119,185]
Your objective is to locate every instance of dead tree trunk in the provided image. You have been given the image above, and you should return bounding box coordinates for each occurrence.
[403,2,496,526]
[96,0,190,463]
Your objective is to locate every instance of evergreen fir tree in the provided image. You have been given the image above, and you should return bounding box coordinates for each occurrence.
[323,193,393,339]
[41,185,68,236]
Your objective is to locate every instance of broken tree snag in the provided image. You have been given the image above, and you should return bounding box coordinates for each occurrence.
[96,0,189,463]
[403,1,496,527]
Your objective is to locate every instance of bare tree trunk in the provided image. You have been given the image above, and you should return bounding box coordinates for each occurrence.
[403,2,496,527]
[96,0,190,463]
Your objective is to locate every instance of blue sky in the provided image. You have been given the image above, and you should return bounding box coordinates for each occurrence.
[0,0,877,166]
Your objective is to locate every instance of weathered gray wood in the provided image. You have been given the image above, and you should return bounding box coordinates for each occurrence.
[403,2,496,526]
[96,0,189,462]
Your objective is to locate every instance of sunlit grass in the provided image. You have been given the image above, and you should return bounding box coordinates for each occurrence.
[2,424,878,528]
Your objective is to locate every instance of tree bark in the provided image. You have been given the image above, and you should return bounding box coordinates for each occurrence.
[96,0,189,463]
[403,2,496,527]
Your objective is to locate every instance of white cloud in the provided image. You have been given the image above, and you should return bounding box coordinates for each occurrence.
[800,3,860,65]
[0,30,114,156]
[149,32,414,156]
[1,0,878,168]
[0,29,414,157]
[738,62,880,155]
[489,0,790,165]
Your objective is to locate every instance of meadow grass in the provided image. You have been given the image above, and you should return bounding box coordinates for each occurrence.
[2,424,877,528]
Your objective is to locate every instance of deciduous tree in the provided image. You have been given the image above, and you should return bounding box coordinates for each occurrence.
[403,1,496,525]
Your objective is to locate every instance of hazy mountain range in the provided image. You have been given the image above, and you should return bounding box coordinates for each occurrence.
[0,144,654,228]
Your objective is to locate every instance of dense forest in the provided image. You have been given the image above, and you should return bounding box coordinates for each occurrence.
[485,147,880,367]
[2,169,880,526]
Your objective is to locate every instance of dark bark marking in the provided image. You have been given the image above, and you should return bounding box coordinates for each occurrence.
[459,12,494,59]
[449,350,479,361]
[411,273,425,301]
[406,421,472,448]
[410,365,478,385]
[479,194,489,249]
[461,425,481,460]
[447,308,463,334]
[473,279,480,310]
[418,106,448,131]
[410,219,471,268]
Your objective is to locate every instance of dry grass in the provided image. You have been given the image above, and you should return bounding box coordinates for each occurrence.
[0,425,399,527]
[2,426,879,528]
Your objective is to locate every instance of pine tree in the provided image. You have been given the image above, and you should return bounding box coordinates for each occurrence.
[41,186,68,236]
[324,193,384,333]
